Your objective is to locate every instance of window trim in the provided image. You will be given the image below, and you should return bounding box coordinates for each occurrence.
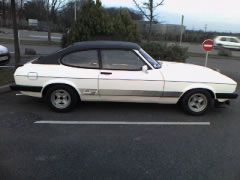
[60,49,100,69]
[99,49,150,71]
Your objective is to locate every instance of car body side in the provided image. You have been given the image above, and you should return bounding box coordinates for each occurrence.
[13,49,237,105]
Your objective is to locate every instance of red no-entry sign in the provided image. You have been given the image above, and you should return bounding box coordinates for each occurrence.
[202,39,214,52]
[202,39,214,67]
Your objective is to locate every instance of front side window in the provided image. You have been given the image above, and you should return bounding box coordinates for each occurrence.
[230,38,238,43]
[61,50,99,68]
[101,50,145,70]
[139,49,161,69]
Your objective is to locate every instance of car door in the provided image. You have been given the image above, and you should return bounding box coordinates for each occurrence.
[98,49,165,103]
[60,50,100,100]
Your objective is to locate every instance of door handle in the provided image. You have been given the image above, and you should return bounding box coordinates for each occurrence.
[101,72,112,75]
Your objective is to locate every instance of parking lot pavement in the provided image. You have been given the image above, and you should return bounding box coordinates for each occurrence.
[0,56,239,180]
[0,88,240,180]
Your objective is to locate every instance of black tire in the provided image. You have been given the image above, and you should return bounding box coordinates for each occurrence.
[45,84,79,112]
[180,89,214,116]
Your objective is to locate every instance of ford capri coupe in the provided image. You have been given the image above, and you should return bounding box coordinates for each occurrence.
[11,41,238,115]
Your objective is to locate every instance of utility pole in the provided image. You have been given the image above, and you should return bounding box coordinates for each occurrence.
[11,0,20,67]
[204,24,207,33]
[179,15,184,46]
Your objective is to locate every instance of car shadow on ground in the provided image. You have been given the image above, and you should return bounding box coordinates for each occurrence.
[0,92,236,124]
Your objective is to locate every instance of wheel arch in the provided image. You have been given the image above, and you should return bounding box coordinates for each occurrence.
[178,84,216,103]
[41,80,81,99]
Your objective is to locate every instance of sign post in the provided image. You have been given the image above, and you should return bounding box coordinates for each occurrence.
[202,39,214,67]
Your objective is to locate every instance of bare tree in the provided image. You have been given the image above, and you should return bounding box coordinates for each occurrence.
[11,0,20,66]
[133,0,165,41]
[1,0,6,26]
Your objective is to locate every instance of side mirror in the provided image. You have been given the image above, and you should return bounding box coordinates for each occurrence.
[142,65,148,73]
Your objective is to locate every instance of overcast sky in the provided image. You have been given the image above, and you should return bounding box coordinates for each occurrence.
[101,0,240,33]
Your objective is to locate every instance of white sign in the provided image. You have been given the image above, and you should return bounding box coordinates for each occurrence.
[28,19,38,27]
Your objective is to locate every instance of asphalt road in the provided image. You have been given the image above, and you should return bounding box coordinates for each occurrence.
[0,57,240,180]
[0,91,240,180]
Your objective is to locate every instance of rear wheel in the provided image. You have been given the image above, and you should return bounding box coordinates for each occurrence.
[180,89,214,115]
[45,85,79,112]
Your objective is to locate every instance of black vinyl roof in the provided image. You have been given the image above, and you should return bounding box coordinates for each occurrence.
[73,41,140,50]
[34,41,141,64]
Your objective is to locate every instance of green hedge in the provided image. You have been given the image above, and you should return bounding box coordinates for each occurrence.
[141,42,189,62]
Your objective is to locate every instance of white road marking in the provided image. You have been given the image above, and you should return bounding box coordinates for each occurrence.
[34,121,211,126]
[203,44,213,48]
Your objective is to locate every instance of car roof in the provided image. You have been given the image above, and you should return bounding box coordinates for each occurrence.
[71,41,140,50]
[34,41,141,65]
[216,36,239,39]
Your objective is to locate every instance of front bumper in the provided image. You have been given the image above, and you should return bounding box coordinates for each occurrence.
[10,84,42,92]
[216,93,238,99]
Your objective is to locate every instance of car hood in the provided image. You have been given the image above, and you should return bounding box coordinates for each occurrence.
[160,61,237,85]
[0,45,8,54]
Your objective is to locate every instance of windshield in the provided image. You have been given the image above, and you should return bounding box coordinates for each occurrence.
[139,48,161,69]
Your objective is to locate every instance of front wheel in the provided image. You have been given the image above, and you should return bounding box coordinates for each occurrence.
[45,85,79,112]
[180,90,214,115]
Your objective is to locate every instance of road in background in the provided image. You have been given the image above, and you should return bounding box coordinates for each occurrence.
[0,28,62,42]
[1,28,240,57]
[2,42,60,56]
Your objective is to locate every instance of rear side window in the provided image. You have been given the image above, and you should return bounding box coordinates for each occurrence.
[61,50,99,68]
[220,37,227,41]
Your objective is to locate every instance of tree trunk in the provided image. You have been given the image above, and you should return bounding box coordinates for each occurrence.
[48,27,52,44]
[147,0,153,42]
[11,0,21,67]
[148,20,152,42]
[47,19,52,44]
[2,0,6,26]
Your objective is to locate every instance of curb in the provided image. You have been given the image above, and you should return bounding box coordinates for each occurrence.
[0,84,13,94]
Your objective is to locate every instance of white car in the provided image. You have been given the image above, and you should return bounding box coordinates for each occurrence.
[214,36,240,50]
[11,41,238,115]
[0,44,10,65]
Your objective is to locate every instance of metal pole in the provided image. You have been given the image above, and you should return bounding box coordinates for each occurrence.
[205,51,209,67]
[18,31,20,48]
[180,15,184,46]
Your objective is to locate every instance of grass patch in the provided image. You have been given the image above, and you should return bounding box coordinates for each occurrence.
[0,68,14,86]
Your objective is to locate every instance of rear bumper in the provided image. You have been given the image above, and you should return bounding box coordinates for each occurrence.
[10,84,42,92]
[0,53,10,64]
[216,93,238,99]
